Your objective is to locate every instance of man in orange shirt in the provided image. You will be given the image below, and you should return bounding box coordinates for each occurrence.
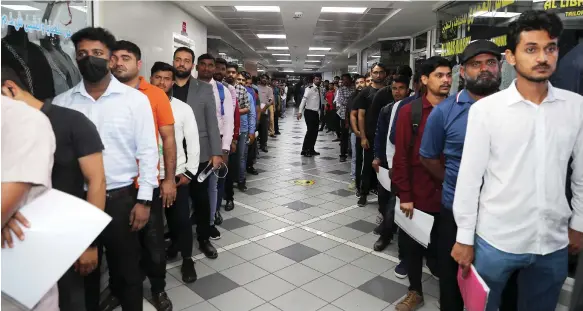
[110,40,176,311]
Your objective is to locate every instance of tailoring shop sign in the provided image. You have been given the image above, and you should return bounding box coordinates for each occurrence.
[542,0,583,17]
[441,0,515,34]
[441,34,507,57]
[1,12,73,38]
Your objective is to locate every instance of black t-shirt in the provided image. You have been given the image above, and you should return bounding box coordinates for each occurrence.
[172,79,190,102]
[354,86,382,140]
[41,101,104,199]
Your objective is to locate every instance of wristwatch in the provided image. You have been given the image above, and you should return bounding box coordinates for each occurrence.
[222,149,229,155]
[136,199,152,207]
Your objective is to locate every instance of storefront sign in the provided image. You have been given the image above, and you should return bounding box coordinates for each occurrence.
[543,0,583,10]
[490,35,507,47]
[441,34,507,57]
[1,12,72,38]
[441,0,515,34]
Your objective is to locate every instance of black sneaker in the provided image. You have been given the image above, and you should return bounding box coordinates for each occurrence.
[339,156,347,162]
[247,167,259,175]
[311,150,321,156]
[225,200,235,211]
[99,293,121,311]
[150,292,172,311]
[199,240,218,259]
[357,195,367,207]
[181,258,197,283]
[210,225,221,240]
[214,211,223,225]
[373,236,391,252]
[237,183,247,192]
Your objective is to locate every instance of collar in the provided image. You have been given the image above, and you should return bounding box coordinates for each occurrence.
[72,75,127,98]
[422,95,434,109]
[136,76,151,91]
[457,89,475,104]
[506,79,564,106]
[40,98,54,115]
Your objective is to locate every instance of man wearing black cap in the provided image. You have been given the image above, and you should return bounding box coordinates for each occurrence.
[419,39,506,311]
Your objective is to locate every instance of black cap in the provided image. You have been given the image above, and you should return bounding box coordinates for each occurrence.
[460,40,501,64]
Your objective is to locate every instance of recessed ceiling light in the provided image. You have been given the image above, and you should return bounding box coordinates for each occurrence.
[307,54,325,57]
[305,60,320,63]
[309,47,331,51]
[277,60,292,62]
[257,34,287,39]
[321,7,367,14]
[272,53,290,56]
[266,47,289,50]
[1,4,40,11]
[70,5,87,13]
[235,6,280,12]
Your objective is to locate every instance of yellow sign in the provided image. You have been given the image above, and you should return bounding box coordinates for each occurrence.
[293,180,315,186]
[490,35,507,47]
[441,0,515,34]
[565,9,583,16]
[544,0,583,10]
[441,37,472,57]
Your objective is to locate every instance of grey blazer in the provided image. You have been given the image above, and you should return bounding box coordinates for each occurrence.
[185,77,222,161]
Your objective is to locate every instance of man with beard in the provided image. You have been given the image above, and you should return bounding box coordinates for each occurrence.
[336,74,355,162]
[172,47,223,260]
[452,11,583,311]
[392,56,452,311]
[298,73,325,157]
[53,27,158,311]
[420,40,520,311]
[149,61,199,285]
[355,63,388,206]
[349,75,366,191]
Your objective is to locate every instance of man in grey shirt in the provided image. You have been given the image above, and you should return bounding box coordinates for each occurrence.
[256,74,273,152]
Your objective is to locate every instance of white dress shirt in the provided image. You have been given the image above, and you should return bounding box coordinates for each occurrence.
[53,76,159,201]
[210,79,234,150]
[299,84,324,114]
[453,80,583,255]
[386,100,402,170]
[159,97,200,180]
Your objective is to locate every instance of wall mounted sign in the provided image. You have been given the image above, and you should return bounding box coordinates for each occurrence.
[441,0,515,34]
[181,21,188,36]
[1,12,73,38]
[542,0,583,16]
[441,34,507,57]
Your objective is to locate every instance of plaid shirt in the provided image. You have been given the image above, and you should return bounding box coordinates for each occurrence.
[235,84,251,109]
[336,86,355,119]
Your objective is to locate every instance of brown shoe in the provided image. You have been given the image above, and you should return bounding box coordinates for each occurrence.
[395,291,424,311]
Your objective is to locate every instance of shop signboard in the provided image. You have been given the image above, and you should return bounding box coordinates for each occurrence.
[440,34,507,57]
[441,0,515,34]
[542,0,583,17]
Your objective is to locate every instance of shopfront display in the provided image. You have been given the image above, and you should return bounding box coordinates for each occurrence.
[1,1,92,98]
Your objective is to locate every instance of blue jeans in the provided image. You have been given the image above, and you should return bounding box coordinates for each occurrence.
[238,132,249,183]
[208,173,218,224]
[350,132,356,180]
[474,236,568,311]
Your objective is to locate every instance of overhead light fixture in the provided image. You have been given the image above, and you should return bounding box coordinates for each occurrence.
[272,53,290,56]
[370,55,381,58]
[257,34,287,39]
[219,52,226,56]
[305,60,320,63]
[472,11,521,18]
[257,69,265,72]
[321,7,367,14]
[266,46,289,50]
[277,60,292,62]
[307,54,325,57]
[282,70,294,73]
[303,69,313,71]
[235,6,280,12]
[309,47,331,51]
[70,5,87,13]
[0,4,40,11]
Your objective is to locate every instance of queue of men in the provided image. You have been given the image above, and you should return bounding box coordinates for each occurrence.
[0,25,286,311]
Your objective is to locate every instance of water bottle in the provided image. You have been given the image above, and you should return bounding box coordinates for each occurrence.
[197,164,217,183]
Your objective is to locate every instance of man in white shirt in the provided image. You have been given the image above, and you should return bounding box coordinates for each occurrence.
[297,74,325,157]
[150,62,200,284]
[53,27,159,311]
[451,11,583,311]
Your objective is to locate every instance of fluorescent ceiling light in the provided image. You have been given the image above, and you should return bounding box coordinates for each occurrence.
[305,60,321,63]
[235,6,280,12]
[277,59,292,62]
[70,5,87,13]
[370,55,381,58]
[1,4,40,11]
[219,52,226,56]
[272,53,290,56]
[309,47,331,51]
[321,7,367,14]
[307,54,325,57]
[257,34,286,39]
[472,11,521,18]
[282,70,294,72]
[266,46,289,50]
[257,69,265,72]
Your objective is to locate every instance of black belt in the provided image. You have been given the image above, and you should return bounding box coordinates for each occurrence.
[105,185,134,200]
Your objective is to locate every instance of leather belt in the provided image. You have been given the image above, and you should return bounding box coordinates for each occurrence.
[105,185,134,200]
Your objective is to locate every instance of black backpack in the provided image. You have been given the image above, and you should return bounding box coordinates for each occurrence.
[410,97,424,149]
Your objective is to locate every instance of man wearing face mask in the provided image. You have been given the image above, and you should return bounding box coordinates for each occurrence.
[53,27,159,311]
[172,48,223,260]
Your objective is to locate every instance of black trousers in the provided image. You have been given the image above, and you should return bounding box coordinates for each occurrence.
[360,143,377,195]
[377,165,397,243]
[355,137,363,193]
[103,186,143,311]
[274,108,280,133]
[247,139,258,168]
[190,162,212,242]
[339,118,349,157]
[225,152,238,201]
[259,113,269,149]
[403,210,440,295]
[58,266,90,311]
[140,188,167,295]
[165,182,193,259]
[439,207,519,311]
[302,109,320,152]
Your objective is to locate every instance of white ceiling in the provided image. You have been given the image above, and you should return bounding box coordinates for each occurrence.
[173,0,439,73]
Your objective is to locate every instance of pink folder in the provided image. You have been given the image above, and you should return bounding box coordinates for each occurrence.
[457,265,490,311]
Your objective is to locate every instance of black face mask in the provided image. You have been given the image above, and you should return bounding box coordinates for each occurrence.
[77,56,110,83]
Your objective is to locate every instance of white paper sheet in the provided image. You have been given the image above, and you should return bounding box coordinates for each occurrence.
[1,189,112,309]
[394,197,435,247]
[377,167,392,192]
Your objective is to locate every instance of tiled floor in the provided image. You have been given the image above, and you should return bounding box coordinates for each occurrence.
[131,108,570,311]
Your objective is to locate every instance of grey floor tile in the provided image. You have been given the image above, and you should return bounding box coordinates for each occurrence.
[265,206,296,216]
[315,193,344,202]
[342,207,377,219]
[351,254,397,275]
[358,276,409,304]
[325,244,369,263]
[239,212,272,224]
[231,225,270,239]
[244,274,297,301]
[300,275,354,302]
[286,200,313,211]
[279,228,317,242]
[219,217,252,231]
[327,226,366,240]
[256,234,296,251]
[422,276,440,298]
[169,262,216,281]
[302,207,331,217]
[301,197,329,206]
[251,304,282,311]
[332,197,359,207]
[273,263,323,286]
[229,242,272,261]
[277,243,321,262]
[345,220,378,234]
[245,188,266,195]
[250,252,296,273]
[143,273,182,296]
[317,305,343,311]
[300,236,341,252]
[307,219,342,232]
[351,232,379,248]
[327,170,347,175]
[328,264,377,287]
[325,213,359,225]
[221,262,270,286]
[282,211,314,223]
[252,200,281,210]
[329,189,354,197]
[186,273,240,300]
[318,201,349,212]
[271,288,328,311]
[256,218,290,231]
[223,206,255,218]
[200,252,246,272]
[301,253,347,274]
[212,230,247,247]
[182,301,220,311]
[271,196,297,205]
[208,287,265,311]
[254,192,280,200]
[381,267,413,287]
[164,285,204,310]
[332,289,390,311]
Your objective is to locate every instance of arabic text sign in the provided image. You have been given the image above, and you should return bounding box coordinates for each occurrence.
[1,12,73,39]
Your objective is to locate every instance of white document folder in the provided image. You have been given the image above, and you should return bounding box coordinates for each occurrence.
[394,196,435,247]
[377,166,392,192]
[1,189,112,309]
